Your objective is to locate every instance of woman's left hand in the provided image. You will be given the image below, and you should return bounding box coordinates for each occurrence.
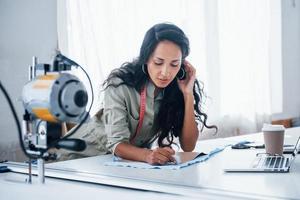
[177,60,196,95]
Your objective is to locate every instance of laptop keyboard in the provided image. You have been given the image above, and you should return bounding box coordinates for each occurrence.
[252,155,289,170]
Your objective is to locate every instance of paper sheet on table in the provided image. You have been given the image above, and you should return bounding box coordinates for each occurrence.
[104,146,226,170]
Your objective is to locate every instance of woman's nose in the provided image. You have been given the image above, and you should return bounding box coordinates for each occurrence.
[161,65,170,77]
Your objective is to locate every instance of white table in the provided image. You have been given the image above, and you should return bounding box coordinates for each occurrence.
[1,127,300,200]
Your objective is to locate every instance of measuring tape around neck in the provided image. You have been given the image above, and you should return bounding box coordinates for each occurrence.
[130,85,147,143]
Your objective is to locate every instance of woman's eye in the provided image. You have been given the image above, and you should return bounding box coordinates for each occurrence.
[171,64,179,67]
[154,62,163,65]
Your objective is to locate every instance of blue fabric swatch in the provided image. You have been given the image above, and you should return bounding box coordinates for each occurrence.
[104,146,226,170]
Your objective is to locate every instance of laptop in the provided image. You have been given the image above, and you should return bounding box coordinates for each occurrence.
[224,136,300,173]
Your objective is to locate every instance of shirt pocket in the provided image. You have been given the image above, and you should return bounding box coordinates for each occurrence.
[127,113,139,136]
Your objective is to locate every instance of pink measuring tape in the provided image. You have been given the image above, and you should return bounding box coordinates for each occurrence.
[130,85,147,143]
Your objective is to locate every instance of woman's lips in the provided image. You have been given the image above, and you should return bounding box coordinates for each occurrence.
[158,79,169,84]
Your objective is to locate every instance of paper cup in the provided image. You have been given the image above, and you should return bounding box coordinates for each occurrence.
[262,124,285,155]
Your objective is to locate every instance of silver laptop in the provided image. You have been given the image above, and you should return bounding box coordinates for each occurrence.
[224,137,300,173]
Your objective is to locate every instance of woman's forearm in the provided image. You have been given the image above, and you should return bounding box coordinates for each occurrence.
[180,94,199,151]
[114,142,176,165]
[114,142,152,162]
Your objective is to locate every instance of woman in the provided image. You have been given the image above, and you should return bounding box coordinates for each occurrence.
[59,23,216,165]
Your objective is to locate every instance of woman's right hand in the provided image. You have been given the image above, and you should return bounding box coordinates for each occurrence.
[145,147,176,165]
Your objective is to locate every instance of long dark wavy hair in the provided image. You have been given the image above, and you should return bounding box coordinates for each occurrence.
[103,23,217,147]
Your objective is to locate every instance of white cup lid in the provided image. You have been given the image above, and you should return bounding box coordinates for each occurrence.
[262,123,285,132]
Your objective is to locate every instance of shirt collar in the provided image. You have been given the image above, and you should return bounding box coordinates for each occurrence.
[146,80,164,100]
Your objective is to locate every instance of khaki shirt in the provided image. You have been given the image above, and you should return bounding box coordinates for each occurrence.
[56,79,163,160]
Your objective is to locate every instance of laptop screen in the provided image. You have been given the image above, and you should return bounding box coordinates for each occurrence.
[292,137,300,157]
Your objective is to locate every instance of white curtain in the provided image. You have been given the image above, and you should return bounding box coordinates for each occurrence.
[201,0,282,139]
[57,0,282,138]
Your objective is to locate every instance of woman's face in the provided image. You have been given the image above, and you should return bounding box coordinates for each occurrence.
[147,40,182,89]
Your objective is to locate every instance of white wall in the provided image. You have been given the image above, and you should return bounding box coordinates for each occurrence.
[272,0,300,120]
[0,0,57,161]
